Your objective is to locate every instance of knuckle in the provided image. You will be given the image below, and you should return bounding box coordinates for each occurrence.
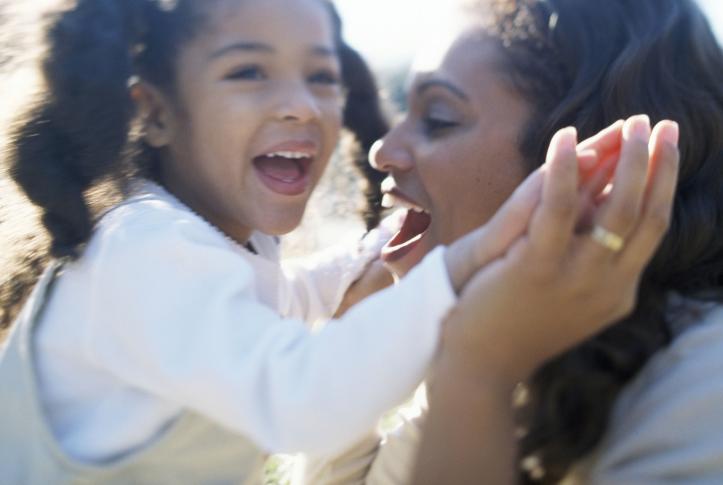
[608,202,638,230]
[625,139,650,167]
[549,195,576,220]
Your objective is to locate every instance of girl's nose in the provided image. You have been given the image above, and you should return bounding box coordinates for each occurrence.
[369,131,414,173]
[275,83,322,123]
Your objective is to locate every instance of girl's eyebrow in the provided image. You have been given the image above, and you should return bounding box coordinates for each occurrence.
[210,42,337,60]
[210,41,273,59]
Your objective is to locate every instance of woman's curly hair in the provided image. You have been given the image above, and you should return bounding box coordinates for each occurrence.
[0,0,388,329]
[470,0,723,482]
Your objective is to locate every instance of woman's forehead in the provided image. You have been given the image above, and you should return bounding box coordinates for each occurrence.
[410,31,501,90]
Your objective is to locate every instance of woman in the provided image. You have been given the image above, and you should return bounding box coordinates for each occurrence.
[305,0,723,483]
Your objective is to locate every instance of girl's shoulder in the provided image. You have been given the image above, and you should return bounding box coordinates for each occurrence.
[93,179,238,254]
[99,180,202,233]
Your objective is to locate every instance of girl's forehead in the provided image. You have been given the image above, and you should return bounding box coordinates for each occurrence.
[200,0,334,44]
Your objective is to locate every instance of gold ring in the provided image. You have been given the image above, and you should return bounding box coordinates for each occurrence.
[591,225,625,252]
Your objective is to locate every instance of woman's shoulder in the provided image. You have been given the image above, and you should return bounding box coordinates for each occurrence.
[612,301,723,418]
[632,301,723,388]
[576,301,723,482]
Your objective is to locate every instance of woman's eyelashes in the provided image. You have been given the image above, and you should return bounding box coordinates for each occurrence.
[419,99,461,137]
[422,116,459,136]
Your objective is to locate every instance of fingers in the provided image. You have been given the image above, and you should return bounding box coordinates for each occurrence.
[580,115,652,262]
[577,119,625,154]
[578,119,625,180]
[620,120,680,271]
[527,127,579,261]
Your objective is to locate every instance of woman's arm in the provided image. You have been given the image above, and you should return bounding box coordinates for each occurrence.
[411,118,680,484]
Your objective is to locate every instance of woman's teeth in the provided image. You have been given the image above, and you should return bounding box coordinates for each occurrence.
[382,193,429,214]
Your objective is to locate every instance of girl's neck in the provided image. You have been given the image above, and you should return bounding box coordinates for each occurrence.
[152,175,253,246]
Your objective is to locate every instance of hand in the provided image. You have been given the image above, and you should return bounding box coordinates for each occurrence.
[443,119,626,295]
[334,211,404,317]
[335,258,393,317]
[443,116,679,384]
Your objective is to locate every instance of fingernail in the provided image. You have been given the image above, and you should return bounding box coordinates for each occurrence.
[624,115,651,142]
[657,121,679,147]
[557,126,578,152]
[546,127,577,165]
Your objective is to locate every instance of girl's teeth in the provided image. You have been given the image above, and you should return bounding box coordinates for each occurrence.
[266,151,308,159]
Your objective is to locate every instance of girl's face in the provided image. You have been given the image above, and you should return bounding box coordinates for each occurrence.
[372,32,531,275]
[154,0,343,243]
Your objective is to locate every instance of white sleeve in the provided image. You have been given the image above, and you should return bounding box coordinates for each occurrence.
[83,205,455,456]
[581,309,723,484]
[280,226,391,323]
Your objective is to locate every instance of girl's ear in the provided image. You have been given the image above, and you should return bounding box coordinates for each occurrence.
[130,80,176,148]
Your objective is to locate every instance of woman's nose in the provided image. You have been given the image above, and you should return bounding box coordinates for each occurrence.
[369,132,414,173]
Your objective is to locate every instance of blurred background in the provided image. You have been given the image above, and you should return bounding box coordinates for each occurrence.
[337,0,723,68]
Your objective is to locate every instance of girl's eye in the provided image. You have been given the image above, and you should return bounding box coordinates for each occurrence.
[224,65,267,81]
[423,117,459,135]
[309,69,341,85]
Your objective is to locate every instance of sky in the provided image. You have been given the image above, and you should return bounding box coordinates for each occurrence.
[335,0,723,68]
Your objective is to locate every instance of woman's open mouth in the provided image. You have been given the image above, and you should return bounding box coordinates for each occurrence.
[253,149,314,197]
[380,188,432,264]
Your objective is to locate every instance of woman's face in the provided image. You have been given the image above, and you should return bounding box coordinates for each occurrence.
[153,0,343,243]
[372,32,532,275]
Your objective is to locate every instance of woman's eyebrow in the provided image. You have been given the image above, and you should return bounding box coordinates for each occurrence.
[416,79,469,101]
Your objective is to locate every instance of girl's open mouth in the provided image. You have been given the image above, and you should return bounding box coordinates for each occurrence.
[253,151,313,196]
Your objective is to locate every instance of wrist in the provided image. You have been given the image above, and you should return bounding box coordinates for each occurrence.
[435,339,519,398]
[439,310,537,388]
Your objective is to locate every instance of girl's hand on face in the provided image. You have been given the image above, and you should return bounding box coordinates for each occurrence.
[335,258,394,317]
[442,115,679,386]
[335,210,405,317]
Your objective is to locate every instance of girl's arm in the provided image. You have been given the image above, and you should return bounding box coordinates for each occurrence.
[84,208,454,456]
[279,223,394,323]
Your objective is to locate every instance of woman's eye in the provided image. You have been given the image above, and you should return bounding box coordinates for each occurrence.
[423,117,459,135]
[224,65,267,81]
[309,70,341,85]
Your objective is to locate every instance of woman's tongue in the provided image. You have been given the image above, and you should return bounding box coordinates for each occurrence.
[382,209,431,263]
[254,155,302,182]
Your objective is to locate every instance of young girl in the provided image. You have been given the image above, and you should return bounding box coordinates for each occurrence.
[0,0,674,483]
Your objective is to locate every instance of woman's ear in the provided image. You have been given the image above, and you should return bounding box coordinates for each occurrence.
[130,80,175,148]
